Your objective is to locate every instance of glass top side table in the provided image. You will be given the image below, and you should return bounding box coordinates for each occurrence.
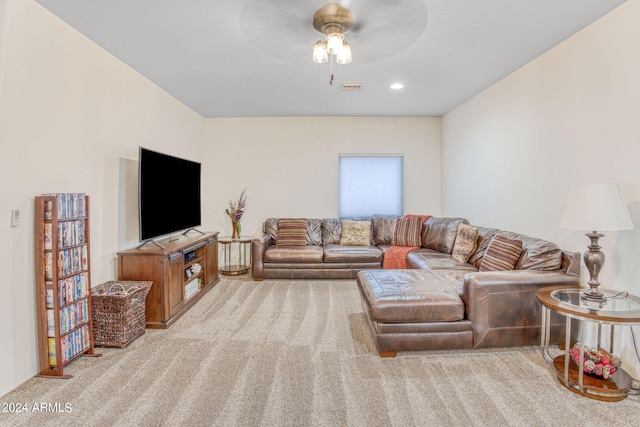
[537,286,640,401]
[551,288,640,318]
[218,236,252,276]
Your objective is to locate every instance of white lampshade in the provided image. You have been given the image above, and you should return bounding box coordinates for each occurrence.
[561,183,633,231]
[326,32,344,55]
[312,41,328,63]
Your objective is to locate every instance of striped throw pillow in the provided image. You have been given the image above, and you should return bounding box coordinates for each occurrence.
[479,234,522,271]
[391,217,423,247]
[276,219,308,246]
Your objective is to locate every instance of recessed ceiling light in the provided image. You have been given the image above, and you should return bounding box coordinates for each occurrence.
[390,83,404,89]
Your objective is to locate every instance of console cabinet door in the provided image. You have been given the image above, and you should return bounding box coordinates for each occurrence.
[165,255,185,317]
[205,238,219,285]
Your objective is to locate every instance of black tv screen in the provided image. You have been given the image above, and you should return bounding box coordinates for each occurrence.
[138,147,202,242]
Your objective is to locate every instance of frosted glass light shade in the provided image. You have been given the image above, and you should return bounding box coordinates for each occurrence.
[561,183,633,231]
[312,41,328,63]
[336,42,352,64]
[326,32,344,55]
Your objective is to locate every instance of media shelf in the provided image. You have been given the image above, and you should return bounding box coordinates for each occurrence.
[34,194,99,378]
[117,232,219,329]
[183,247,205,300]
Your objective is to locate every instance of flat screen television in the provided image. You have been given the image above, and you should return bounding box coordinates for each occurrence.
[138,147,202,242]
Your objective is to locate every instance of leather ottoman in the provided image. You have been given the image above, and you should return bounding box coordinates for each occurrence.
[357,269,473,356]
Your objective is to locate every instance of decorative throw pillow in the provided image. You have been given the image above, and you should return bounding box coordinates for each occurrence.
[321,218,342,245]
[340,220,371,246]
[276,219,308,246]
[479,234,522,272]
[306,219,322,245]
[452,223,478,263]
[263,218,278,241]
[391,217,423,247]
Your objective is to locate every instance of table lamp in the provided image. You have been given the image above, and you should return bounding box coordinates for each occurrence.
[560,183,633,302]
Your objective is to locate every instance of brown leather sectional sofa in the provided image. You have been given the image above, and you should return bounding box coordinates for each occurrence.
[251,216,581,355]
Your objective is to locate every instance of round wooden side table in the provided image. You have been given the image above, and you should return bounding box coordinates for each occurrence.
[218,236,252,275]
[537,286,640,401]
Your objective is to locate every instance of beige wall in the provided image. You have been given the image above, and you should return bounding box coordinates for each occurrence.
[442,0,640,377]
[4,0,638,398]
[202,117,441,237]
[0,0,204,396]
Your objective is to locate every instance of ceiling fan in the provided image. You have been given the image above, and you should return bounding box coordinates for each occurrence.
[311,3,355,66]
[239,0,429,66]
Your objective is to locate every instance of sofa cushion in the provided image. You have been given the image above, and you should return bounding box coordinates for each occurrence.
[452,223,478,263]
[321,218,341,245]
[422,217,469,254]
[498,231,563,271]
[276,219,308,246]
[392,216,423,247]
[466,228,563,271]
[340,220,371,246]
[306,219,322,245]
[406,249,479,272]
[264,245,324,263]
[357,269,465,323]
[372,215,400,245]
[479,234,522,271]
[323,244,382,263]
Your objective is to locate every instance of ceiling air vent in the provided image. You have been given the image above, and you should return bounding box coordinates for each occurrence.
[340,82,363,91]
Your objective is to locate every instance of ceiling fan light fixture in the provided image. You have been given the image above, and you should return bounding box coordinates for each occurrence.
[312,41,328,63]
[336,42,352,64]
[312,3,354,67]
[326,32,344,55]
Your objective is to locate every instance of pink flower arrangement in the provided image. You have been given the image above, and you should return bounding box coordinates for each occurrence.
[225,188,247,223]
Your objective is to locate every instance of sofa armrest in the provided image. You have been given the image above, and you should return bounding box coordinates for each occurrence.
[462,270,580,348]
[251,233,272,281]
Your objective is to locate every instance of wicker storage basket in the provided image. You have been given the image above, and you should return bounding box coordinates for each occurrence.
[92,281,152,348]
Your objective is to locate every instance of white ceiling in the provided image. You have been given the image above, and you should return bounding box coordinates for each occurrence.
[35,0,627,118]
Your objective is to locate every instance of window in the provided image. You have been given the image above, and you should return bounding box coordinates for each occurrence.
[339,155,403,217]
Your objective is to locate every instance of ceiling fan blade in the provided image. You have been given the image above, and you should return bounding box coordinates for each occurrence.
[347,0,428,63]
[240,0,320,60]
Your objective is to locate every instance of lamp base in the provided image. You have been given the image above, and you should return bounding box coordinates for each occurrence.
[582,231,606,303]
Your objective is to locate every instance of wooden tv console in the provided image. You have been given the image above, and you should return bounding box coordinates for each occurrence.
[117,231,219,329]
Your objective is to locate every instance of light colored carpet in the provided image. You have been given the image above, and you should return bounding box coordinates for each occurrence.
[1,277,638,426]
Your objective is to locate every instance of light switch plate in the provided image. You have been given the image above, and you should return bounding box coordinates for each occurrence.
[10,209,19,227]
